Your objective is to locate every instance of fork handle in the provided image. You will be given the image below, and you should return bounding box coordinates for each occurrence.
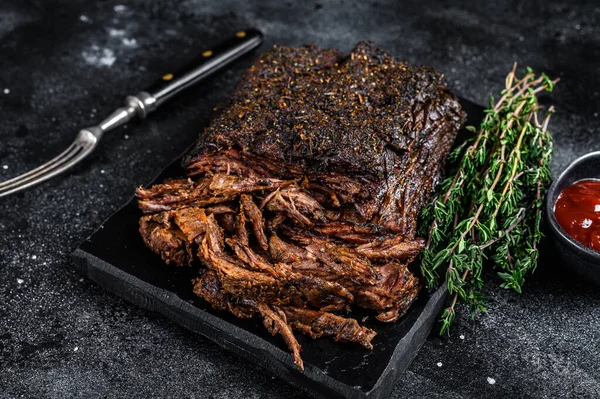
[147,28,263,108]
[90,29,263,138]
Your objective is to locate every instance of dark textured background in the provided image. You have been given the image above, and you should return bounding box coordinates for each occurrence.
[1,0,599,397]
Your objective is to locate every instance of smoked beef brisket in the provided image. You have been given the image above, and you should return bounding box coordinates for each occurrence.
[137,41,465,369]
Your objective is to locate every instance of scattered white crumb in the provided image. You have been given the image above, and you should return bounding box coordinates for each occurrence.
[122,38,137,47]
[487,377,496,385]
[17,278,24,284]
[100,169,105,174]
[124,135,129,139]
[437,362,443,367]
[99,49,116,66]
[594,113,598,117]
[79,15,91,22]
[108,28,126,37]
[74,346,79,352]
[459,334,465,340]
[100,184,104,188]
[31,255,37,260]
[82,47,116,67]
[3,88,9,94]
[79,278,84,282]
[2,165,7,170]
[114,5,127,12]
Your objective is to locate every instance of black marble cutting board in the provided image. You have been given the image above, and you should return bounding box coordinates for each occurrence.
[71,100,482,399]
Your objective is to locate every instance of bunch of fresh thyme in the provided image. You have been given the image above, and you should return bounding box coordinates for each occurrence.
[419,64,558,334]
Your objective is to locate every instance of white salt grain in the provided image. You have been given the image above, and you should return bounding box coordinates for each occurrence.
[3,88,9,94]
[99,49,116,67]
[437,362,443,367]
[17,278,24,284]
[459,334,465,340]
[82,47,116,67]
[2,165,8,170]
[487,377,496,385]
[108,28,126,37]
[74,347,79,352]
[122,38,137,47]
[31,255,37,260]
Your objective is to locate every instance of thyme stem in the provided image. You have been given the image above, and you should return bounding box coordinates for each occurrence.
[419,65,557,334]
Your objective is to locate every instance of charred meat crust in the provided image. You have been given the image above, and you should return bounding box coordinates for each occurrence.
[184,41,465,235]
[137,41,464,368]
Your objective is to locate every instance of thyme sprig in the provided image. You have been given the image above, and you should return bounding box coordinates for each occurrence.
[419,64,558,335]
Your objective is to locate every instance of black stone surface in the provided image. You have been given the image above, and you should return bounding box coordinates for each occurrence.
[1,0,599,398]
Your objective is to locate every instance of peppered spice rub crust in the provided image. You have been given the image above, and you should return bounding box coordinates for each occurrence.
[185,41,465,235]
[139,42,465,369]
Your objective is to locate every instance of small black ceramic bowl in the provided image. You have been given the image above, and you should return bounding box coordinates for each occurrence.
[545,151,600,287]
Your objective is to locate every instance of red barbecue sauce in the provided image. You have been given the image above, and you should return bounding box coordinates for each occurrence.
[554,179,600,251]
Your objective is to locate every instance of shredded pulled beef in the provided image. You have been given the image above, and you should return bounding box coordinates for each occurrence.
[137,41,464,369]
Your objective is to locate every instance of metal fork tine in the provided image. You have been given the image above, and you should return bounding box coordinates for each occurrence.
[0,143,80,189]
[0,144,93,197]
[0,128,99,197]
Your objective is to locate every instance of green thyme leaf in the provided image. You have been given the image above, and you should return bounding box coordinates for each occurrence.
[419,64,558,334]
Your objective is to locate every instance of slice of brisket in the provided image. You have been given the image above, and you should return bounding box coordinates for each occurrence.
[137,41,465,369]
